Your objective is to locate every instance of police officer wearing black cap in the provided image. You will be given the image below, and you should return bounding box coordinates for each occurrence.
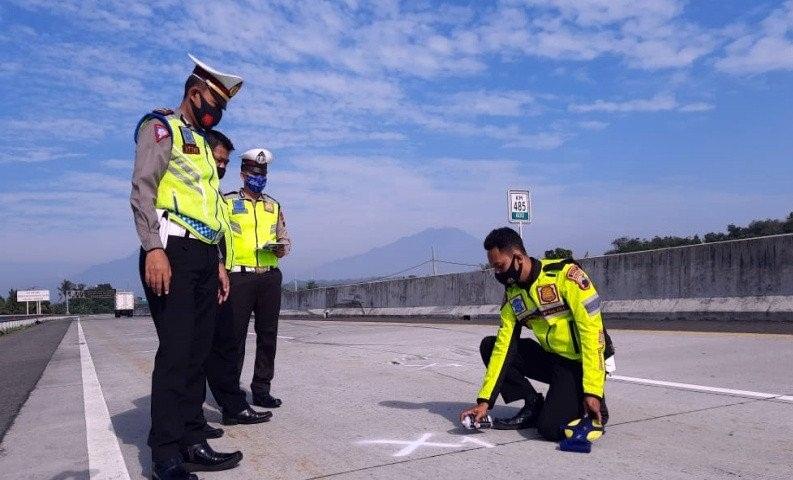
[131,54,244,480]
[205,148,291,420]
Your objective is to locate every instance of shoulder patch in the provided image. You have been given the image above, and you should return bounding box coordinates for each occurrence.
[510,295,527,316]
[566,265,591,290]
[537,284,559,305]
[153,123,170,143]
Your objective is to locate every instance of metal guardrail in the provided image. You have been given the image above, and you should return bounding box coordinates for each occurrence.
[0,316,75,333]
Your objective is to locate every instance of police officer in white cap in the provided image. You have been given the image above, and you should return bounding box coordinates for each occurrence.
[130,54,244,480]
[205,148,291,419]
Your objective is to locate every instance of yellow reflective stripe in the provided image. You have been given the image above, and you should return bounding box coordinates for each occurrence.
[559,265,605,397]
[166,165,202,194]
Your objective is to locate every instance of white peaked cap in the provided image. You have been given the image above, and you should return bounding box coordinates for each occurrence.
[241,148,275,165]
[188,53,243,101]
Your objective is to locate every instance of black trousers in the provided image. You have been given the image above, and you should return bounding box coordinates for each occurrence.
[140,237,219,462]
[480,335,605,441]
[205,268,282,413]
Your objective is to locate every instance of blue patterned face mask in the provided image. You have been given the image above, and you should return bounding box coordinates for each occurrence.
[245,174,267,193]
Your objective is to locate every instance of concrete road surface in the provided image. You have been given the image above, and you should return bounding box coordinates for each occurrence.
[0,315,791,479]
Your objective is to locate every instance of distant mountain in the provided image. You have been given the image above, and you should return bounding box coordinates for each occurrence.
[76,252,141,295]
[301,227,484,281]
[0,227,485,300]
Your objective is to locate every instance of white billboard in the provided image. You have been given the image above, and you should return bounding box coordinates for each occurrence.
[17,290,50,302]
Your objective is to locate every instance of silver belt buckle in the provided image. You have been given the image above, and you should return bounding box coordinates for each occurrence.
[254,266,270,273]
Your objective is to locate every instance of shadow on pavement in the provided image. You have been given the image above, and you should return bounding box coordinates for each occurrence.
[47,470,91,480]
[111,395,151,478]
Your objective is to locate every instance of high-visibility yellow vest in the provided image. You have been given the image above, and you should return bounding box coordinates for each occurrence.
[135,110,228,244]
[478,259,607,404]
[223,191,280,269]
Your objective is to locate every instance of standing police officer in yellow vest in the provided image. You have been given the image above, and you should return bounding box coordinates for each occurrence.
[206,148,291,416]
[131,54,244,480]
[460,227,614,441]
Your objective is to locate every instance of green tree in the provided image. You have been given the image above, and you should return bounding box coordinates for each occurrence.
[606,235,702,254]
[544,247,573,259]
[58,279,75,302]
[4,289,24,314]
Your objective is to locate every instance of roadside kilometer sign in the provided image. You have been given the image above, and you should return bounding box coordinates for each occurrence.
[508,189,531,224]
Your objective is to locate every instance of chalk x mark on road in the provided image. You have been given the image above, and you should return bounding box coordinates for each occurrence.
[78,319,132,480]
[611,375,793,402]
[358,433,494,457]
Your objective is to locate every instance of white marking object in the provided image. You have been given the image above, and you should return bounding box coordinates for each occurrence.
[358,433,494,457]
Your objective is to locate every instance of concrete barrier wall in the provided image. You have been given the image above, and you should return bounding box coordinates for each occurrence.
[282,234,793,321]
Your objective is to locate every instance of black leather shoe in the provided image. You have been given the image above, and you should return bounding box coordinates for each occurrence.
[201,423,224,439]
[151,457,197,480]
[222,407,273,425]
[180,440,242,472]
[252,393,282,408]
[493,393,544,430]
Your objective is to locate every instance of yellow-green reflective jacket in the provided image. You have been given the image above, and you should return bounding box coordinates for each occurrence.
[477,258,607,406]
[135,111,228,243]
[223,191,280,269]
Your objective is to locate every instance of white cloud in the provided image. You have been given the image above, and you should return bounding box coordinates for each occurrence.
[570,93,713,114]
[0,147,84,164]
[716,1,793,74]
[479,0,718,70]
[678,102,715,113]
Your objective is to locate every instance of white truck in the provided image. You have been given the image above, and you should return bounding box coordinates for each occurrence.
[114,291,135,317]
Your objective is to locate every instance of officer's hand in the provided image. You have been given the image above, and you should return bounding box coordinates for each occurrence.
[145,249,171,296]
[274,245,287,258]
[217,263,230,304]
[583,396,602,424]
[460,402,489,423]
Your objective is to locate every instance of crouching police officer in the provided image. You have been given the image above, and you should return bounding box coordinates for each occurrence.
[206,148,290,420]
[460,227,613,441]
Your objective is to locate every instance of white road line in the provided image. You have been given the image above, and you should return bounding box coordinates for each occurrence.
[611,374,793,403]
[78,319,132,480]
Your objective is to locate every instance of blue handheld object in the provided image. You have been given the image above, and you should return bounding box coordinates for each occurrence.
[559,417,604,453]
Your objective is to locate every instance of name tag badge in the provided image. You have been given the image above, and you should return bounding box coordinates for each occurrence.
[180,126,200,154]
[232,199,247,214]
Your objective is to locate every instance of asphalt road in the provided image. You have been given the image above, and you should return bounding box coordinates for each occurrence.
[1,316,792,479]
[0,319,72,443]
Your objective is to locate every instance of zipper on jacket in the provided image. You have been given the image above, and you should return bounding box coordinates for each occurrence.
[172,192,179,214]
[569,320,581,354]
[545,324,555,350]
[201,134,224,232]
[253,198,260,267]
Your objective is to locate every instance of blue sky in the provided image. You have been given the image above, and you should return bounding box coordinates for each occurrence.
[0,0,792,283]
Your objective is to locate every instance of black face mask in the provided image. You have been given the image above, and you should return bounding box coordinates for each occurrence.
[494,255,522,286]
[191,94,223,129]
[217,166,226,179]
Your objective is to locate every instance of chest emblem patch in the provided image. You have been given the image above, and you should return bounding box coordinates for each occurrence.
[537,284,559,305]
[232,199,247,214]
[566,265,592,290]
